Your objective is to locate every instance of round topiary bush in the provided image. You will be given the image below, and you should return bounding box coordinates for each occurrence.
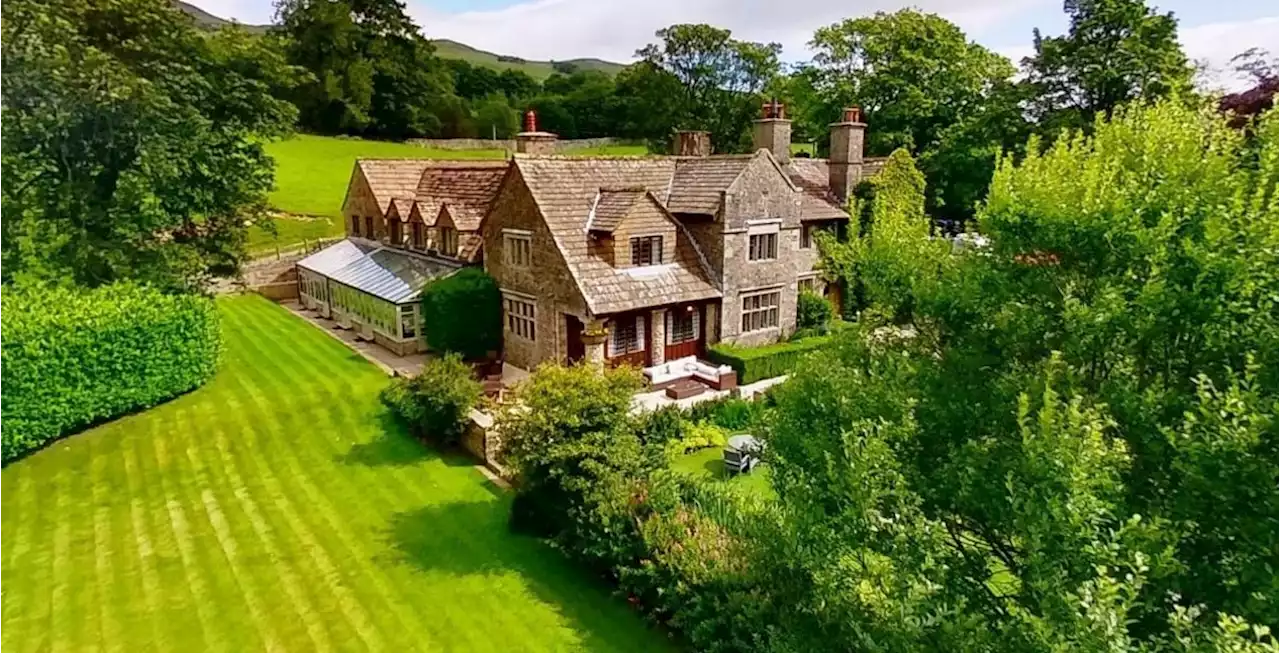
[419,267,502,360]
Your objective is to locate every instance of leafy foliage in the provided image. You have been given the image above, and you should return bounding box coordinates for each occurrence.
[1,0,300,291]
[1022,0,1193,134]
[786,9,1019,219]
[379,353,481,446]
[795,291,832,331]
[817,148,951,321]
[1,283,221,462]
[419,267,502,359]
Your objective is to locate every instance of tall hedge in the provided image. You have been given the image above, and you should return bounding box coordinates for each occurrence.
[1,283,221,462]
[707,335,832,384]
[420,267,502,359]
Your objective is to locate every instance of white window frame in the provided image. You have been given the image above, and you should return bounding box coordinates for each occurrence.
[398,303,419,340]
[629,234,663,266]
[747,222,780,262]
[608,315,646,357]
[797,273,823,295]
[503,291,537,341]
[740,288,781,333]
[503,229,533,268]
[666,307,700,345]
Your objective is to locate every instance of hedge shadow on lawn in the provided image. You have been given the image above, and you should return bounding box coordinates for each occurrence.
[385,501,670,651]
[335,410,484,470]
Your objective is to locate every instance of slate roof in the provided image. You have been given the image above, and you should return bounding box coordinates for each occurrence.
[298,238,461,304]
[667,155,756,215]
[356,159,507,228]
[783,159,848,220]
[414,164,508,230]
[513,157,720,314]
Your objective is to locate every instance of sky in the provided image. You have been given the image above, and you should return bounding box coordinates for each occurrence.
[200,0,1278,90]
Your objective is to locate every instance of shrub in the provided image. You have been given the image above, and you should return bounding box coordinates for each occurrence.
[379,353,481,446]
[686,396,764,431]
[796,290,832,331]
[663,421,730,457]
[419,268,502,360]
[635,405,687,447]
[707,335,832,384]
[1,283,220,462]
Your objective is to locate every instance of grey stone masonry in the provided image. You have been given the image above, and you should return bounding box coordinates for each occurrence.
[649,308,667,365]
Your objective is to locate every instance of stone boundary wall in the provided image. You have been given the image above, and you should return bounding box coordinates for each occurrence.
[405,137,632,152]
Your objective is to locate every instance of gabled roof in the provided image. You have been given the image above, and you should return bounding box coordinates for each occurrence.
[589,188,647,233]
[413,164,508,230]
[298,238,461,304]
[512,157,720,314]
[666,155,756,214]
[354,159,507,226]
[388,197,415,219]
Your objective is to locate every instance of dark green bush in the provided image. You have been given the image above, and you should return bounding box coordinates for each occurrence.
[707,335,832,384]
[379,353,482,446]
[1,283,221,462]
[686,396,764,431]
[420,267,502,359]
[634,405,687,446]
[796,290,832,331]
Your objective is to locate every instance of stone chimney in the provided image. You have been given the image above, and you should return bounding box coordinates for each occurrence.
[752,98,791,164]
[829,106,866,205]
[516,109,558,156]
[673,130,712,156]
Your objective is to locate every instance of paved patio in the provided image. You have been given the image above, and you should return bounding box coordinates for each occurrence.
[630,375,788,413]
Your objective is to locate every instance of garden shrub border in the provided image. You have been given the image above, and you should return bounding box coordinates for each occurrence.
[1,283,221,462]
[707,335,833,384]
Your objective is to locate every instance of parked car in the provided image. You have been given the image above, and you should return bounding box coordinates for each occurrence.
[723,434,764,475]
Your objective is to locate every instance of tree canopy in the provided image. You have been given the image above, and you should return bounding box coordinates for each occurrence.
[2,0,300,292]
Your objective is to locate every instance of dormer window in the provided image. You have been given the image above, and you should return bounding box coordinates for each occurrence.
[630,235,663,266]
[411,222,424,249]
[389,219,402,246]
[364,216,374,239]
[440,227,458,256]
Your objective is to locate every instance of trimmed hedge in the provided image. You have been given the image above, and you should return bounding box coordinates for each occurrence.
[707,335,832,384]
[1,283,221,462]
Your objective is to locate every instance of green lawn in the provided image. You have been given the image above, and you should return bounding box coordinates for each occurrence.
[0,295,670,652]
[670,448,774,499]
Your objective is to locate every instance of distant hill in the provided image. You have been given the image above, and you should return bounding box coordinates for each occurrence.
[174,1,626,80]
[174,0,270,34]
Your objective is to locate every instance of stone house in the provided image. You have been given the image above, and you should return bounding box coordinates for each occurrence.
[297,105,882,369]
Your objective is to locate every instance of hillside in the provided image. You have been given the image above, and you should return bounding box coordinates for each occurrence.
[175,2,626,79]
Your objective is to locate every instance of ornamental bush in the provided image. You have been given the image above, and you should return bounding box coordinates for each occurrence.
[419,268,502,359]
[795,290,832,332]
[379,353,481,446]
[1,283,221,462]
[707,335,832,384]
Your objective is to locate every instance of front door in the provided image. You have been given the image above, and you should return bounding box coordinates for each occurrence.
[664,304,704,361]
[566,315,585,364]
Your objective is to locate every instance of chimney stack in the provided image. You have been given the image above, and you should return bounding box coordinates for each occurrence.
[516,109,558,156]
[673,130,712,156]
[829,106,866,206]
[752,98,791,164]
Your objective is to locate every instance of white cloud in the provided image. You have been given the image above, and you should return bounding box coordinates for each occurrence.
[1180,16,1279,91]
[409,0,1031,64]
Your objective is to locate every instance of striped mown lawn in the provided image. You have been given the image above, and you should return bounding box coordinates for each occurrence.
[1,295,671,652]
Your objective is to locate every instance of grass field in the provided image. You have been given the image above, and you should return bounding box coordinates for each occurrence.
[0,295,670,652]
[670,448,774,498]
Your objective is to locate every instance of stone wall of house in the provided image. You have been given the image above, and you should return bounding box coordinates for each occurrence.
[717,155,807,347]
[343,168,382,238]
[611,198,678,266]
[482,169,589,370]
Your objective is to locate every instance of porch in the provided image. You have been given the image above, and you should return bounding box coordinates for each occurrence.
[565,300,716,370]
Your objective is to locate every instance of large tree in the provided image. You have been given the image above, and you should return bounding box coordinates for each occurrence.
[1022,0,1193,134]
[275,0,454,139]
[2,0,300,292]
[797,100,1277,646]
[793,9,1019,220]
[622,24,781,152]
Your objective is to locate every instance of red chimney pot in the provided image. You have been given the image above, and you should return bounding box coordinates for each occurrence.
[524,109,537,133]
[842,106,862,123]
